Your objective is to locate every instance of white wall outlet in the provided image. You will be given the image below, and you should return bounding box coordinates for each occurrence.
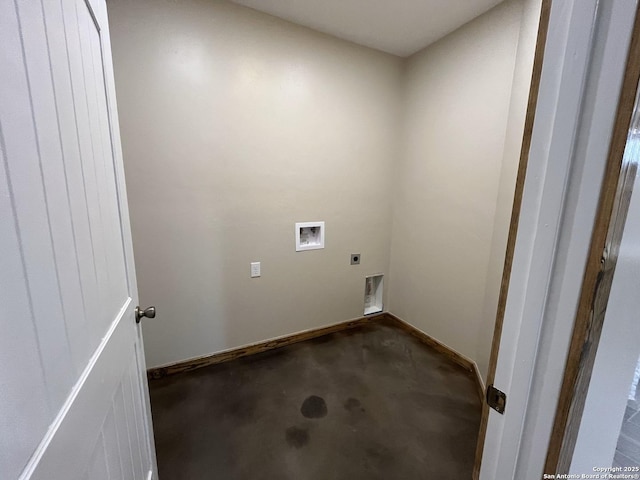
[250,262,261,278]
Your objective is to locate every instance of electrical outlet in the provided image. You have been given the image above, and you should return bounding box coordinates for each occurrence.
[250,262,261,278]
[350,254,361,265]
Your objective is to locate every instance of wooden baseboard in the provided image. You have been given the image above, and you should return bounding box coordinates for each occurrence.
[383,313,474,372]
[471,361,487,405]
[148,310,487,406]
[147,313,383,380]
[383,313,486,403]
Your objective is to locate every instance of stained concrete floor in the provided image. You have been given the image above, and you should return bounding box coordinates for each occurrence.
[149,321,482,479]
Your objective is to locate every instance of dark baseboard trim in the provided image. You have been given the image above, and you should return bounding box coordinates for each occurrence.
[148,311,487,404]
[384,313,486,403]
[383,312,474,371]
[147,313,383,380]
[471,361,487,405]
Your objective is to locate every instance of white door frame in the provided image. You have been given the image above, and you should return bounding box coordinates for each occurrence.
[480,0,639,478]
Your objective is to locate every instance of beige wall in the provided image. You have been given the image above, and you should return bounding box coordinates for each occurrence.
[388,0,527,380]
[108,0,403,368]
[109,0,537,374]
[476,0,542,380]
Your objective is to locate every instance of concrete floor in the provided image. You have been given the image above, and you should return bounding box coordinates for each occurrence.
[149,321,482,479]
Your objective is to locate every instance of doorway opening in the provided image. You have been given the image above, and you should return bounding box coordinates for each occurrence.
[105,0,549,477]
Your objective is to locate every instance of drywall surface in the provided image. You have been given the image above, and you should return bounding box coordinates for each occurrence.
[570,166,640,474]
[476,0,542,381]
[107,0,402,367]
[388,0,524,373]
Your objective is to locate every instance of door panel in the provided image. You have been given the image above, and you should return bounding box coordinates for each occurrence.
[41,0,101,367]
[26,304,147,479]
[20,0,90,371]
[1,0,156,478]
[478,0,640,478]
[1,0,76,413]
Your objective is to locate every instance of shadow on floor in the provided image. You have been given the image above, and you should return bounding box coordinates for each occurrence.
[149,322,482,479]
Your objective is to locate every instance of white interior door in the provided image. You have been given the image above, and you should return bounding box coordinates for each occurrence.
[1,0,157,479]
[479,0,638,478]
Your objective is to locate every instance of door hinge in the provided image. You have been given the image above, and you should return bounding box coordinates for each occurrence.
[487,384,507,414]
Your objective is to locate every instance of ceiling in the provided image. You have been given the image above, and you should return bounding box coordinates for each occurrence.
[230,0,505,57]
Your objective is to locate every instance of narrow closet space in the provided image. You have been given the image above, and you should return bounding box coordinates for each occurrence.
[105,0,542,477]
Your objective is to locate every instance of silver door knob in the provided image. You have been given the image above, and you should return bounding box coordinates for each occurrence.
[135,306,156,324]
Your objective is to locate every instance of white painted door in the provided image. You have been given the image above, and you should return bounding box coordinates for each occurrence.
[479,0,638,478]
[1,0,157,479]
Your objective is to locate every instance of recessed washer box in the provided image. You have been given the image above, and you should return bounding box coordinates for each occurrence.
[364,274,384,315]
[295,221,325,251]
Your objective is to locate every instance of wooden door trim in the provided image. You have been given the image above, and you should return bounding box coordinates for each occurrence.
[543,4,640,473]
[472,1,552,477]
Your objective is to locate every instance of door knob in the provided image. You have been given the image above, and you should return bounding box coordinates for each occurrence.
[135,306,156,324]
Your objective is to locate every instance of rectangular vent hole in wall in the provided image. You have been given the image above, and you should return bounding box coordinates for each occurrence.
[295,221,325,251]
[364,274,383,315]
